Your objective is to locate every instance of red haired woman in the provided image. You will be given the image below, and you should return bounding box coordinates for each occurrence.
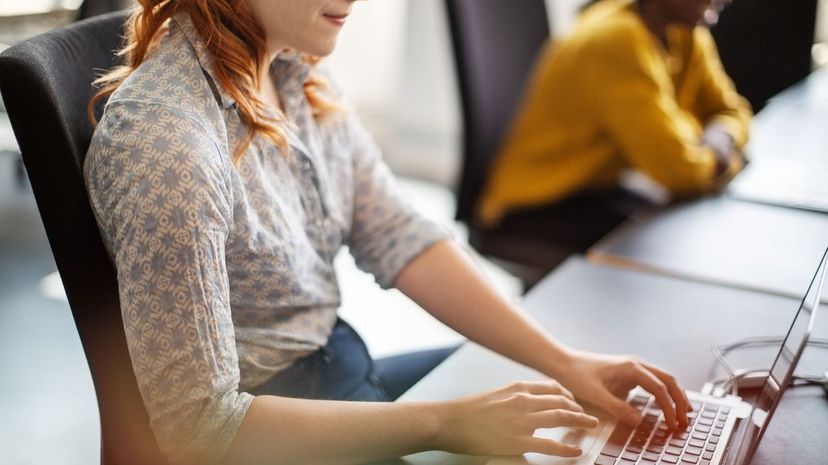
[85,1,690,464]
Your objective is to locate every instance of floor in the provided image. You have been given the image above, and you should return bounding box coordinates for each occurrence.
[0,148,521,464]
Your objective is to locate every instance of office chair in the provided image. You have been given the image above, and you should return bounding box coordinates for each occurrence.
[444,0,564,283]
[711,0,818,112]
[0,12,168,465]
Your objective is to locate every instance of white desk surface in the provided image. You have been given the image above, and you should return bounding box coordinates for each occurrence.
[588,197,828,302]
[398,258,828,465]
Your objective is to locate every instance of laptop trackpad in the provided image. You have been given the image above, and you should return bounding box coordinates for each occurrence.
[487,412,613,465]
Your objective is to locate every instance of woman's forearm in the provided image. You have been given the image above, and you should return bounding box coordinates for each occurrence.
[223,395,444,465]
[223,380,595,465]
[393,240,574,380]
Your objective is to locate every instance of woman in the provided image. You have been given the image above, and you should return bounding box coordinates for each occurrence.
[84,1,690,464]
[478,0,751,227]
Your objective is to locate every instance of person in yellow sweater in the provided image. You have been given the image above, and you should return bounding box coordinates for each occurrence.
[478,0,751,228]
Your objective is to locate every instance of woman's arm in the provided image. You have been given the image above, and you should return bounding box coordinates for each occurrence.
[393,240,691,430]
[223,380,598,465]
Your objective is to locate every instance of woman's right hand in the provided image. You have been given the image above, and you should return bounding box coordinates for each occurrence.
[433,380,600,457]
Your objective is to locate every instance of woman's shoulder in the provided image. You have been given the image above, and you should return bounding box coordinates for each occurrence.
[105,26,227,136]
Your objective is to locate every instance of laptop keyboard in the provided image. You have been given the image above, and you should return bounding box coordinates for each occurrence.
[594,394,730,465]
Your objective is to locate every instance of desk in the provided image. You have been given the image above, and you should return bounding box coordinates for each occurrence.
[763,65,828,109]
[588,69,828,302]
[400,258,828,464]
[588,197,828,301]
[726,68,828,213]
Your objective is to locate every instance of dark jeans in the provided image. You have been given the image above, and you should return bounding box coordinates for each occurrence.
[249,319,458,402]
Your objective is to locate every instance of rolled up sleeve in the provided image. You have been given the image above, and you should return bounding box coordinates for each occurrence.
[344,115,451,288]
[85,101,252,465]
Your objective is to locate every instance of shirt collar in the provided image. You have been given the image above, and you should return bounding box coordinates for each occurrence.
[170,13,313,111]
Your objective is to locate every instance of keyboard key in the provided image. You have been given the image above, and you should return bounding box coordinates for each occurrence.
[714,420,725,428]
[670,438,687,448]
[690,401,702,411]
[684,446,702,456]
[703,406,718,413]
[602,423,634,457]
[709,437,720,445]
[622,452,640,462]
[647,442,665,453]
[594,455,616,465]
[618,460,636,465]
[700,411,717,419]
[666,446,683,456]
[661,454,680,464]
[681,453,699,463]
[692,432,707,441]
[712,428,723,437]
[698,418,714,426]
[705,443,716,452]
[643,451,660,461]
[627,445,643,454]
[720,407,730,414]
[689,438,704,448]
[677,432,690,440]
[703,451,714,460]
[700,461,710,465]
[694,425,711,433]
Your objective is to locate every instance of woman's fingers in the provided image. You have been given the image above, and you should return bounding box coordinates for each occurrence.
[525,394,585,413]
[530,409,600,430]
[629,362,680,430]
[641,361,691,425]
[589,382,641,426]
[511,380,575,401]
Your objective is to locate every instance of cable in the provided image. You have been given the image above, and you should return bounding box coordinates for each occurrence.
[704,336,828,397]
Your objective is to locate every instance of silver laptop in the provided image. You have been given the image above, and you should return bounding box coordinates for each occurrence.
[726,91,828,214]
[728,156,828,214]
[489,246,828,465]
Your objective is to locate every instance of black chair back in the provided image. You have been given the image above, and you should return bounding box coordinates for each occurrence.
[0,12,167,465]
[712,0,818,112]
[444,0,550,222]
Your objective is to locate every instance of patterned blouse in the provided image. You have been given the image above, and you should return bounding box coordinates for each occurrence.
[84,13,449,465]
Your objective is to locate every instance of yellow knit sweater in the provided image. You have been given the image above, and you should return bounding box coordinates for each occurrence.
[478,0,752,225]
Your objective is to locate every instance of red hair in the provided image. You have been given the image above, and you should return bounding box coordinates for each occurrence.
[89,0,338,161]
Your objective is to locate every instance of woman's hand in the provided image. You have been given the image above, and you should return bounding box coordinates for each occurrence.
[434,380,599,457]
[553,350,691,431]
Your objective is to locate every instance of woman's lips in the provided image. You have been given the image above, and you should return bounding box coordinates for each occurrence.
[323,13,348,27]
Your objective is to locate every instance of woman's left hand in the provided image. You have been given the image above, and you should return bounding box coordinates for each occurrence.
[552,350,691,431]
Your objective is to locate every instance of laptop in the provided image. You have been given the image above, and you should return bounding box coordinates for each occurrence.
[728,155,828,214]
[489,246,828,465]
[726,91,828,214]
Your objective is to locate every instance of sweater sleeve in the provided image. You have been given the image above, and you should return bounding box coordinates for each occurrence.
[690,27,753,149]
[588,26,718,196]
[84,100,252,465]
[343,114,451,288]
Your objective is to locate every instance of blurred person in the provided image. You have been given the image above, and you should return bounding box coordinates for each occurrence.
[478,0,751,231]
[84,1,691,464]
